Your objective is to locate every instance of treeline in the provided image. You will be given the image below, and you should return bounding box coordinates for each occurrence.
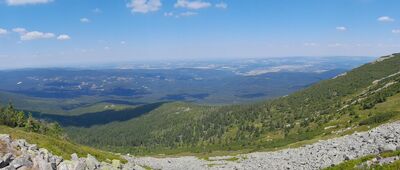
[0,103,63,137]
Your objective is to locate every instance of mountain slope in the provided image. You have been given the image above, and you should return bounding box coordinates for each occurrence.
[36,53,400,155]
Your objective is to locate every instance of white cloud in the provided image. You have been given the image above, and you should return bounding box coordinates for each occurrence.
[164,12,174,17]
[57,34,71,41]
[215,2,227,9]
[377,16,395,22]
[393,29,400,34]
[6,0,52,5]
[329,43,344,47]
[80,18,90,23]
[120,41,126,45]
[92,8,102,14]
[20,31,55,41]
[174,0,211,10]
[303,42,318,47]
[12,27,27,34]
[0,28,8,35]
[336,26,347,31]
[127,0,162,13]
[13,28,58,41]
[164,11,198,18]
[179,11,197,17]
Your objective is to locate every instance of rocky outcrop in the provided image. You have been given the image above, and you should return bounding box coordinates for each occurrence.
[0,134,142,170]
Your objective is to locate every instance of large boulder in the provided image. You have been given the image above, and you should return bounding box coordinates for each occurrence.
[86,154,100,170]
[58,160,75,170]
[112,159,122,169]
[0,153,14,168]
[32,154,56,170]
[74,159,87,170]
[9,155,33,169]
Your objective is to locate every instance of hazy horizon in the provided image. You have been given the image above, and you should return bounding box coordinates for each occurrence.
[0,55,377,70]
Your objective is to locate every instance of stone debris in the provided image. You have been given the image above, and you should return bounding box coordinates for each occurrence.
[2,120,400,170]
[127,121,400,170]
[0,134,142,170]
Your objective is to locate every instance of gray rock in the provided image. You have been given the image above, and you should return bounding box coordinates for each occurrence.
[380,144,397,152]
[86,154,100,170]
[0,134,12,144]
[2,153,14,166]
[112,159,122,169]
[9,155,32,169]
[75,159,87,170]
[33,154,57,170]
[58,160,75,170]
[28,144,38,151]
[71,153,79,161]
[0,134,137,170]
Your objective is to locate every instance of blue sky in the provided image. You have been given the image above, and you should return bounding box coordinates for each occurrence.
[0,0,400,68]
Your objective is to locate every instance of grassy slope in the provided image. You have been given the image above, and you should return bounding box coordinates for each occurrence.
[62,53,400,156]
[0,126,125,163]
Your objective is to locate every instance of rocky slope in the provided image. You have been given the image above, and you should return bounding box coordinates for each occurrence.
[1,121,400,170]
[1,122,400,170]
[128,120,400,170]
[0,134,144,170]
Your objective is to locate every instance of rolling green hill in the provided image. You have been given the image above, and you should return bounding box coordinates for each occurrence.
[47,53,400,156]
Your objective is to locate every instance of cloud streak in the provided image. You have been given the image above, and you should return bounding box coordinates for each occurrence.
[215,2,227,9]
[175,0,211,10]
[0,28,8,35]
[12,27,69,41]
[5,0,52,6]
[127,0,162,13]
[57,34,71,41]
[80,18,90,23]
[20,31,55,41]
[336,26,347,31]
[377,16,395,22]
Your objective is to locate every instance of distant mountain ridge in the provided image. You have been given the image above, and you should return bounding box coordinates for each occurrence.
[0,56,372,116]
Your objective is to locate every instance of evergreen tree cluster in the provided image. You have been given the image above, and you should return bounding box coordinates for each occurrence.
[0,103,63,136]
